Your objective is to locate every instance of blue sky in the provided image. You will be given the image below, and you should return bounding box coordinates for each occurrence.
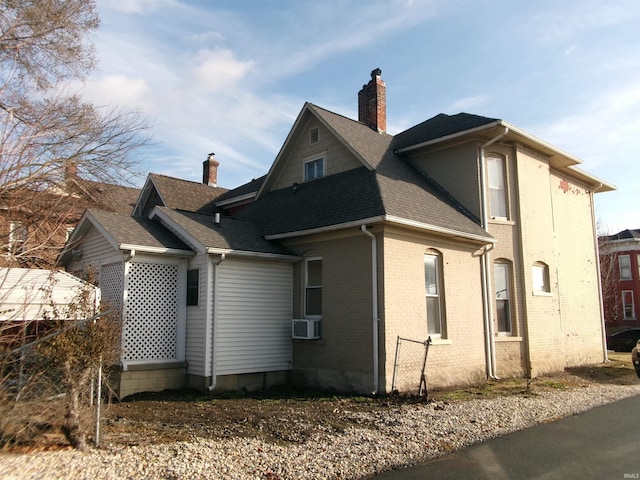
[83,0,639,233]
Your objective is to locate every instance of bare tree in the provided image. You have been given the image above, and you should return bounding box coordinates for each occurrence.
[0,0,149,268]
[597,223,622,326]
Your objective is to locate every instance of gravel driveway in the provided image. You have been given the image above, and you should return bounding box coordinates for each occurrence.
[2,379,639,480]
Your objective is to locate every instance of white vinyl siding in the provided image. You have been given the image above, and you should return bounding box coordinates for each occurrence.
[185,254,210,375]
[215,258,293,375]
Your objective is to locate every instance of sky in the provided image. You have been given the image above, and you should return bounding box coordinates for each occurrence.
[82,0,640,233]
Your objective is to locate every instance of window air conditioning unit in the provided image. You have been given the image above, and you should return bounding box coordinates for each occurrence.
[292,319,321,340]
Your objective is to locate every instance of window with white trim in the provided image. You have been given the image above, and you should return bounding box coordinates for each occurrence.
[304,257,322,317]
[186,269,199,306]
[622,290,635,319]
[304,157,324,181]
[532,262,550,293]
[487,155,507,219]
[619,255,632,280]
[425,252,445,337]
[494,262,512,334]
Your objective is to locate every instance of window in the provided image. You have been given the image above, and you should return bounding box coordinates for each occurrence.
[425,253,444,336]
[532,262,550,293]
[186,269,199,306]
[622,291,635,319]
[494,263,512,334]
[304,157,324,181]
[310,127,319,144]
[487,155,507,219]
[619,255,632,280]
[8,221,27,254]
[304,257,322,317]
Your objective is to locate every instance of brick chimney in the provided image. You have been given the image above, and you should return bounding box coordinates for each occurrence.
[358,68,386,133]
[203,153,219,187]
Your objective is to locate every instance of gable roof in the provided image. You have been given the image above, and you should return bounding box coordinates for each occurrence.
[69,179,141,215]
[240,105,492,243]
[134,173,228,216]
[214,175,266,207]
[59,209,192,264]
[150,206,296,259]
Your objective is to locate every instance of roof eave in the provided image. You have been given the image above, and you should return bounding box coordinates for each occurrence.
[119,244,195,257]
[206,247,299,262]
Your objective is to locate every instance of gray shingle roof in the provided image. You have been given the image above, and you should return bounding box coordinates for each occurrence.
[393,112,499,150]
[149,173,228,214]
[603,229,640,241]
[87,209,192,251]
[155,207,294,256]
[240,104,491,241]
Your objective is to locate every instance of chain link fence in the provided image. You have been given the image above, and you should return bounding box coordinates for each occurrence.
[391,336,432,398]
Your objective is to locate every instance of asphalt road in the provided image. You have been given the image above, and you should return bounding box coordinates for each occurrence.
[371,393,640,480]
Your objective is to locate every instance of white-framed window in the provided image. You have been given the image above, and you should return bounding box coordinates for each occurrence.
[494,262,512,334]
[619,255,632,280]
[310,127,319,144]
[487,154,507,219]
[304,156,324,181]
[622,290,635,319]
[532,262,550,293]
[304,257,322,317]
[8,221,27,254]
[425,252,445,337]
[186,269,199,306]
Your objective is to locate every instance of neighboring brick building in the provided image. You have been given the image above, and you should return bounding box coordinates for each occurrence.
[60,69,614,398]
[599,229,640,328]
[1,172,140,269]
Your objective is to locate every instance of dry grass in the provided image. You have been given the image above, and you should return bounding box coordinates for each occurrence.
[4,352,638,451]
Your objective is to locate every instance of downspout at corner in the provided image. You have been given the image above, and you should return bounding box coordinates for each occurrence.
[360,225,380,395]
[121,249,136,372]
[209,253,226,391]
[591,184,609,362]
[479,127,508,379]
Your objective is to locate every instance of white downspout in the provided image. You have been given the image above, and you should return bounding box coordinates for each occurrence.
[591,185,609,362]
[121,249,136,372]
[209,253,226,391]
[479,127,508,379]
[360,225,379,395]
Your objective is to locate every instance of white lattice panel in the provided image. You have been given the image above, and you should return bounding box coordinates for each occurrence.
[123,263,179,361]
[100,262,124,312]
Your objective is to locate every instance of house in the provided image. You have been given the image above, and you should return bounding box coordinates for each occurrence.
[59,69,614,398]
[0,267,100,346]
[599,229,640,328]
[1,165,140,269]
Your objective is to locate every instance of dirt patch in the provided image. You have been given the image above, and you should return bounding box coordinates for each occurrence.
[7,353,640,451]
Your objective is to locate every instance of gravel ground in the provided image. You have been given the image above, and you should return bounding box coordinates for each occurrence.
[1,382,640,480]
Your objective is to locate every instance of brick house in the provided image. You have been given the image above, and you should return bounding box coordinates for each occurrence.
[60,70,614,398]
[1,169,140,269]
[599,229,640,328]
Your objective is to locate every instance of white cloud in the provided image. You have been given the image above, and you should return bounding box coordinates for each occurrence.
[82,74,151,109]
[449,95,489,112]
[105,0,177,14]
[192,49,253,92]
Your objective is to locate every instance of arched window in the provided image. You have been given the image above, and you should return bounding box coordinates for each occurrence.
[532,261,550,293]
[487,154,507,219]
[424,250,445,337]
[494,261,512,334]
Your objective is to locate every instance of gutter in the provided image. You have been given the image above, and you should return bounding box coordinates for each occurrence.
[360,225,380,395]
[479,127,509,379]
[209,253,226,391]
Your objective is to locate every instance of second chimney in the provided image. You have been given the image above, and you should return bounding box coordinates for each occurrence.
[358,68,386,133]
[203,153,219,187]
